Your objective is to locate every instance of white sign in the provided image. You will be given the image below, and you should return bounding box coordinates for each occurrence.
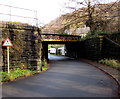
[2,37,13,47]
[2,37,13,73]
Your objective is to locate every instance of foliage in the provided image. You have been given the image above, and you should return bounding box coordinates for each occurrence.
[48,45,52,49]
[99,59,120,69]
[58,32,68,35]
[80,30,120,43]
[42,59,48,67]
[108,32,120,44]
[94,31,109,35]
[0,21,28,25]
[80,34,99,41]
[0,72,9,82]
[0,68,48,82]
[42,66,48,71]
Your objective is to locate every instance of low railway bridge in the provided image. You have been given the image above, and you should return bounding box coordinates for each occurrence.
[41,33,81,61]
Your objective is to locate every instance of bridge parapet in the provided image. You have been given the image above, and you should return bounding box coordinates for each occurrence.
[41,34,81,42]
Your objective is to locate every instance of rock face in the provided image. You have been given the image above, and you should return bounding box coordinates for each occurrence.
[1,22,42,71]
[42,1,120,35]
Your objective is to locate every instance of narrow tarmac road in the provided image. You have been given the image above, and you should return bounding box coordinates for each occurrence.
[2,54,118,97]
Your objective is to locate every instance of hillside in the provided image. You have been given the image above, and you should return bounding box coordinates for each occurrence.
[42,1,120,35]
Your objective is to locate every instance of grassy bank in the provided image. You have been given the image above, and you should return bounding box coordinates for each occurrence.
[0,66,48,82]
[99,59,120,69]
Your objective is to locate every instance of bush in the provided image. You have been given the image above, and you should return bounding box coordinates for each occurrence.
[58,32,68,35]
[42,66,48,71]
[99,59,120,69]
[0,72,9,82]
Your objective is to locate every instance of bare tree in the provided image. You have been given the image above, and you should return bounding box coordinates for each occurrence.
[63,0,119,34]
[64,0,100,34]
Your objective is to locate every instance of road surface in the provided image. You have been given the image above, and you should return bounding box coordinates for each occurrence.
[2,54,118,97]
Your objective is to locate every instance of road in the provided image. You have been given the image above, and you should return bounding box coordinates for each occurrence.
[2,54,118,97]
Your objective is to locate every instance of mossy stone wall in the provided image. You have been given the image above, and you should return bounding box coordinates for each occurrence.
[2,24,42,71]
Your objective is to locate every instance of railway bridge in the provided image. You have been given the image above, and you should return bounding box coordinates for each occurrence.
[41,33,81,61]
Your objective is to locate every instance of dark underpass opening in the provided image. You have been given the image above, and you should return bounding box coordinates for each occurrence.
[41,34,82,61]
[41,41,81,62]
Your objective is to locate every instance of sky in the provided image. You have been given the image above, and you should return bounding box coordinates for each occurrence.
[0,0,117,26]
[0,0,67,26]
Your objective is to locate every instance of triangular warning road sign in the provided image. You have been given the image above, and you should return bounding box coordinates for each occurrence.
[2,37,13,47]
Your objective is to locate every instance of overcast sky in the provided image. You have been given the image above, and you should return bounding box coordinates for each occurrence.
[0,0,117,26]
[0,0,67,26]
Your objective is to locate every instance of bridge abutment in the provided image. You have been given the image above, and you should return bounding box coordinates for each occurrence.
[2,24,42,71]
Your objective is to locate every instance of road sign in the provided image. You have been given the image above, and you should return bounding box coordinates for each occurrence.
[2,37,13,73]
[2,37,13,47]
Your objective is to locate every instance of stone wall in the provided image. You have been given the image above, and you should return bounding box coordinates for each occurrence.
[102,37,120,59]
[66,35,120,60]
[2,24,42,71]
[80,37,102,60]
[66,37,102,60]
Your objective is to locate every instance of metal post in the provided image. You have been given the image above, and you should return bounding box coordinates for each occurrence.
[7,47,10,73]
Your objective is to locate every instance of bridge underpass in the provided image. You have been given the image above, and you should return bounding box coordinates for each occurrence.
[41,34,81,61]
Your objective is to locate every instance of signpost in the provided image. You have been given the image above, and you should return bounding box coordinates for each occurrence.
[2,37,13,73]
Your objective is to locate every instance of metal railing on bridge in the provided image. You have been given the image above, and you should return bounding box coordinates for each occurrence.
[41,34,81,42]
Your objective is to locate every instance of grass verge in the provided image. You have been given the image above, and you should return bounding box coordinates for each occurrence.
[0,66,48,82]
[99,59,120,69]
